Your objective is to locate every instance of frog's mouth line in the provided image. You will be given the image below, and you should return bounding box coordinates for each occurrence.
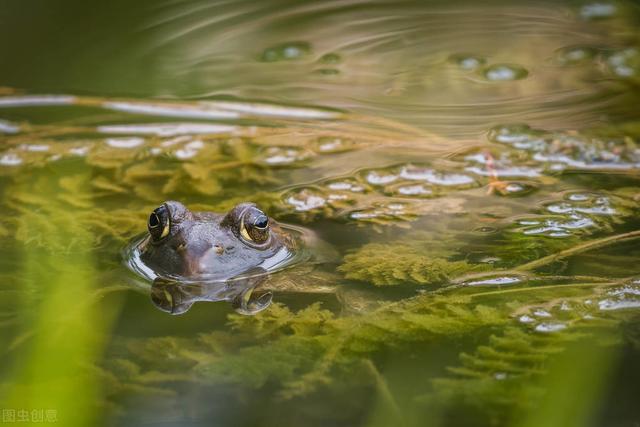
[121,224,313,285]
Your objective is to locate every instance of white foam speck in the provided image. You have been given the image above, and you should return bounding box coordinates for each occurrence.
[397,184,432,196]
[0,153,23,166]
[519,315,535,324]
[69,146,90,156]
[20,144,49,152]
[106,137,145,148]
[533,309,552,318]
[286,194,326,211]
[535,323,567,333]
[0,120,19,133]
[366,171,398,185]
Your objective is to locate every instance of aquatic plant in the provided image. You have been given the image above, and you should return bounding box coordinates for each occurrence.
[338,243,488,286]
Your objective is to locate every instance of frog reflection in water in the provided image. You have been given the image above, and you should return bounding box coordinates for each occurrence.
[133,201,336,315]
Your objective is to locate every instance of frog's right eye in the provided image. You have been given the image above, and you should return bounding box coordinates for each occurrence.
[148,205,171,241]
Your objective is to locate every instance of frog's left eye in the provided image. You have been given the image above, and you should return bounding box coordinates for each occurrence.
[240,208,270,245]
[148,205,171,242]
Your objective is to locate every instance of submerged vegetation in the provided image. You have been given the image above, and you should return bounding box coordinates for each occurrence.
[1,92,639,426]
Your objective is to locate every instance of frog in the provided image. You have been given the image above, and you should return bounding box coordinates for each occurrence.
[126,200,368,315]
[137,201,299,280]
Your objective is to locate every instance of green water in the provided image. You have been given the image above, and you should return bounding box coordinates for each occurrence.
[1,0,640,426]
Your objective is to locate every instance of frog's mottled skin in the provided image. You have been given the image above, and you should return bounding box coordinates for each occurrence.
[132,201,375,315]
[139,201,297,280]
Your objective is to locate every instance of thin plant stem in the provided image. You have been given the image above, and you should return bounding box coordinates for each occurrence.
[515,230,640,272]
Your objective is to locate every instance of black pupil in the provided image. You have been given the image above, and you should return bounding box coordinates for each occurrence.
[254,215,268,229]
[149,212,160,228]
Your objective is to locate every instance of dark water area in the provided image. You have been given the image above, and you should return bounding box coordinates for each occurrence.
[0,0,640,426]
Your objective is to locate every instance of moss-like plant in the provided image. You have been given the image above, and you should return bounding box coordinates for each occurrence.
[338,243,488,286]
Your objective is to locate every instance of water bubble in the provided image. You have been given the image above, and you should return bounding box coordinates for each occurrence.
[499,182,538,196]
[398,165,433,181]
[387,203,405,211]
[580,2,617,19]
[324,183,365,205]
[545,194,616,216]
[349,210,380,220]
[467,165,542,179]
[174,148,197,159]
[328,193,349,202]
[19,144,49,152]
[449,53,486,71]
[598,298,640,311]
[598,284,640,311]
[390,183,433,197]
[606,48,639,78]
[519,214,596,237]
[483,64,528,81]
[69,146,90,156]
[488,124,548,150]
[174,139,205,160]
[399,165,475,186]
[568,193,590,202]
[533,309,552,318]
[535,323,567,333]
[463,150,543,179]
[105,137,145,149]
[325,179,365,193]
[312,136,356,154]
[261,41,311,62]
[519,315,536,324]
[0,119,19,134]
[494,372,507,380]
[0,153,22,166]
[348,201,411,223]
[363,169,399,185]
[284,188,327,212]
[608,285,640,297]
[555,46,598,65]
[523,131,640,171]
[259,146,311,166]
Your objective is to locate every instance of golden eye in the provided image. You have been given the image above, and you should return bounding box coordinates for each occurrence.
[239,209,270,245]
[240,219,253,242]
